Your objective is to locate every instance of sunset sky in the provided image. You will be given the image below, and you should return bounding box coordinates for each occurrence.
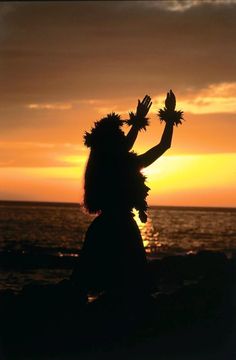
[1,0,236,207]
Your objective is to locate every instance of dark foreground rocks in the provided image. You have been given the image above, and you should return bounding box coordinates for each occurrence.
[0,251,236,360]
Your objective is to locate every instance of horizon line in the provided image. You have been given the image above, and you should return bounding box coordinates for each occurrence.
[0,199,235,211]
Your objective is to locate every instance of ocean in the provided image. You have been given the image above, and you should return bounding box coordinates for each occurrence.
[0,201,235,293]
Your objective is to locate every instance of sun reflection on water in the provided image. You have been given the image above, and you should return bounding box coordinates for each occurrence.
[133,210,160,254]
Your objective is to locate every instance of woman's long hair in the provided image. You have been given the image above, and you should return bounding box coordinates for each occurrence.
[83,113,149,222]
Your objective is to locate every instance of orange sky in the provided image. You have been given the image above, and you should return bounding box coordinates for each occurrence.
[0,1,236,207]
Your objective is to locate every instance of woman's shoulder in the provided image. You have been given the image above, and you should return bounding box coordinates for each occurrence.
[128,151,142,169]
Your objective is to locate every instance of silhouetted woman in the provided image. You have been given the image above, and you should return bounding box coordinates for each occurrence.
[71,91,183,298]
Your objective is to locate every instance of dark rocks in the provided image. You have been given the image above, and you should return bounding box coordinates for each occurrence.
[1,251,235,359]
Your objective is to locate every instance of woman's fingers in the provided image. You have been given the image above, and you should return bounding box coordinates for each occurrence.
[147,101,152,110]
[145,96,152,108]
[170,89,176,102]
[143,95,150,106]
[165,92,170,108]
[170,90,176,110]
[141,95,148,105]
[165,90,176,110]
[137,95,152,116]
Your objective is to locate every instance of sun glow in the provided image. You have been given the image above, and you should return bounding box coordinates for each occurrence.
[142,153,236,206]
[59,155,87,166]
[1,152,235,206]
[145,153,235,186]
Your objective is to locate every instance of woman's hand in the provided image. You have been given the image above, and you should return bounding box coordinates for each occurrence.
[158,89,183,126]
[165,89,176,111]
[126,95,152,149]
[136,95,152,118]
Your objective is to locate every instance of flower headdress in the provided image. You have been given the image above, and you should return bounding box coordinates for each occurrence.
[84,110,150,149]
[84,113,126,148]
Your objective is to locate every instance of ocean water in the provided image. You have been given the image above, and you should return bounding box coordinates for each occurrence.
[0,201,235,292]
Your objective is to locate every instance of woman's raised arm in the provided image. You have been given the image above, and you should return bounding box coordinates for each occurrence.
[126,95,152,150]
[138,121,173,168]
[138,90,183,168]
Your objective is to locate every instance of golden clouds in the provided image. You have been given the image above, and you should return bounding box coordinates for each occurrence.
[178,82,236,114]
[1,1,236,108]
[59,155,87,166]
[0,166,83,202]
[152,82,236,115]
[79,82,236,122]
[0,142,87,167]
[144,0,236,12]
[27,103,72,110]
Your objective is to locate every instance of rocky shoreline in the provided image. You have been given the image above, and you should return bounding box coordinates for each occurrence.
[1,250,236,360]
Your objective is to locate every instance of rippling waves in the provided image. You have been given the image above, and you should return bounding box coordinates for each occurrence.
[0,201,235,292]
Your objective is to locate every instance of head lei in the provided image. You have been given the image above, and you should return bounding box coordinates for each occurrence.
[84,113,126,148]
[84,112,149,148]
